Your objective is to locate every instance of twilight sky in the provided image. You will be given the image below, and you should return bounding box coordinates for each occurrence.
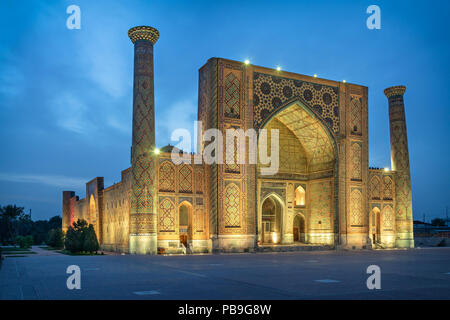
[0,0,449,221]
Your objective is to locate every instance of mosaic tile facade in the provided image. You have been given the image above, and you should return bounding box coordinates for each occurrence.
[309,180,333,230]
[62,28,414,253]
[253,72,340,133]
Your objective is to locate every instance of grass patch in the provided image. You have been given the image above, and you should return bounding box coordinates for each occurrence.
[58,250,104,256]
[3,251,37,255]
[1,247,36,256]
[1,247,32,252]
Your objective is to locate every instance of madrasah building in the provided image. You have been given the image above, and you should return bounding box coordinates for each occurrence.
[62,26,414,254]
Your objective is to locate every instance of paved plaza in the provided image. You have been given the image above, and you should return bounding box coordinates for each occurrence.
[1,247,449,299]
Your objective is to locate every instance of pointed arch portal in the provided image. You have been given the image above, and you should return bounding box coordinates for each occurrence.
[257,100,339,246]
[261,194,284,244]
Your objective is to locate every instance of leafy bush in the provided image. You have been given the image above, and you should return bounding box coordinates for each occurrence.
[16,235,33,249]
[47,228,64,249]
[64,219,99,254]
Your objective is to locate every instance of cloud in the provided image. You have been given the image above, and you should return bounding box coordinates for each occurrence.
[107,115,131,134]
[77,28,130,99]
[50,92,92,134]
[0,173,87,188]
[158,97,197,151]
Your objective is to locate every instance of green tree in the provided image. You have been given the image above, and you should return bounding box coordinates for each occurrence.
[31,220,50,245]
[0,205,25,244]
[48,216,62,230]
[47,228,64,249]
[64,219,88,253]
[16,235,33,249]
[431,218,446,226]
[25,235,33,248]
[83,224,99,254]
[47,229,55,246]
[17,214,33,238]
[64,227,78,253]
[54,229,65,249]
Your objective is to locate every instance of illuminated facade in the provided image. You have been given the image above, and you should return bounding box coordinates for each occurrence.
[62,26,414,254]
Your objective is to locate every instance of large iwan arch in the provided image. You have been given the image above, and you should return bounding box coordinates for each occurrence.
[257,100,338,246]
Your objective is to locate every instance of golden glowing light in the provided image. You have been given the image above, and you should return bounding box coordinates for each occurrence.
[244,59,250,65]
[154,148,160,155]
[272,233,278,244]
[295,186,306,206]
[276,66,281,71]
[343,80,347,83]
[313,74,317,78]
[384,167,390,172]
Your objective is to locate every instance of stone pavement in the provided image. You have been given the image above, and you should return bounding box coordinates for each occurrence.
[29,246,62,256]
[1,247,449,299]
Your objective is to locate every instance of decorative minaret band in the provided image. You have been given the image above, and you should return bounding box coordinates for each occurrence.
[384,85,414,248]
[128,26,159,254]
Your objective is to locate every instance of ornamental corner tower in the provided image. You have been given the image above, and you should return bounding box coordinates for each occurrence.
[384,85,414,248]
[128,26,160,254]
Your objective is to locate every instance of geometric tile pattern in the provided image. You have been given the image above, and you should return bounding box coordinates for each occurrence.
[391,121,412,222]
[130,40,157,234]
[253,72,340,133]
[194,207,204,232]
[383,176,393,200]
[260,118,307,174]
[370,176,381,199]
[225,136,240,173]
[159,161,175,192]
[382,205,393,228]
[351,143,362,180]
[261,103,335,173]
[195,169,204,194]
[386,87,413,235]
[158,198,175,232]
[391,122,410,172]
[350,96,362,133]
[224,72,240,118]
[309,180,332,229]
[223,183,240,227]
[350,189,363,226]
[179,165,193,193]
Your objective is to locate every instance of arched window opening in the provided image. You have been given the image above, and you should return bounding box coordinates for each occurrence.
[294,186,306,206]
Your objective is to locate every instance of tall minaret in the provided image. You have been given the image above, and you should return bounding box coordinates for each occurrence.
[128,26,160,254]
[384,85,414,248]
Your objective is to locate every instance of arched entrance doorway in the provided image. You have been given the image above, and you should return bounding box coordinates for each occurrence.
[256,100,338,246]
[178,202,191,247]
[293,214,306,243]
[261,195,283,244]
[371,207,381,244]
